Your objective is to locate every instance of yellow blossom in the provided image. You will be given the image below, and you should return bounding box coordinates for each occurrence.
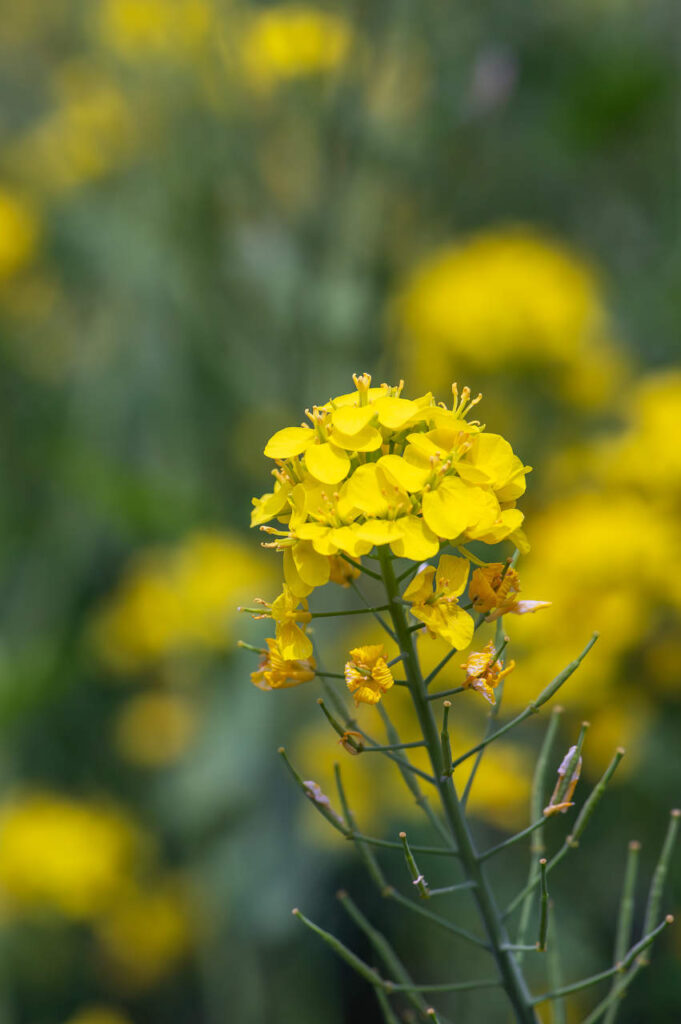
[266,585,313,660]
[99,0,213,62]
[403,554,474,649]
[95,879,189,987]
[395,227,625,406]
[469,562,550,621]
[0,794,138,919]
[251,637,316,690]
[113,693,198,767]
[8,65,137,193]
[0,188,39,280]
[242,5,352,90]
[94,531,273,672]
[345,644,394,706]
[461,640,515,705]
[252,375,529,601]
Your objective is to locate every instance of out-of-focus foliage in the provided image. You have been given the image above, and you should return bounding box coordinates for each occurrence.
[0,0,679,1022]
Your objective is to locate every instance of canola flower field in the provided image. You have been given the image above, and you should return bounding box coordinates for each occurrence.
[0,2,679,1023]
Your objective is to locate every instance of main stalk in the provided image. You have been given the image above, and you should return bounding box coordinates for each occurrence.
[377,547,539,1024]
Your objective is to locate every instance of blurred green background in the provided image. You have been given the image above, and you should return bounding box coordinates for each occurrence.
[0,1,679,1022]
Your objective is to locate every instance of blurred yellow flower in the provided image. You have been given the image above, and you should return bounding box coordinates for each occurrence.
[114,693,198,766]
[242,5,352,89]
[94,531,274,672]
[0,794,138,919]
[506,491,679,715]
[65,1008,133,1024]
[98,0,213,61]
[95,879,189,987]
[594,371,681,499]
[0,188,39,280]
[395,227,624,405]
[8,65,136,192]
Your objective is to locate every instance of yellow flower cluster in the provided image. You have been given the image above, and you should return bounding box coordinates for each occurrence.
[249,374,547,701]
[241,5,352,90]
[395,227,624,407]
[0,793,137,919]
[0,187,39,280]
[98,0,213,61]
[95,531,273,672]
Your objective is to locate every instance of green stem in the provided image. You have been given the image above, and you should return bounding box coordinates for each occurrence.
[383,887,488,950]
[602,840,641,1024]
[479,818,549,862]
[350,579,398,641]
[640,809,680,964]
[377,546,539,1024]
[531,916,673,1005]
[515,707,562,960]
[546,902,566,1024]
[537,859,549,952]
[337,891,431,1021]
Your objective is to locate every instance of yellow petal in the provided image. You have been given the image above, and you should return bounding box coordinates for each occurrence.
[331,404,377,435]
[304,442,351,484]
[329,525,374,557]
[457,433,516,488]
[377,455,430,493]
[341,464,388,517]
[470,508,524,544]
[390,515,439,561]
[331,424,383,452]
[419,604,474,649]
[264,426,313,459]
[250,485,291,527]
[277,620,313,660]
[435,554,470,597]
[495,457,531,502]
[403,565,436,604]
[292,540,331,588]
[421,481,471,539]
[295,522,338,556]
[283,548,313,598]
[372,396,420,430]
[355,519,403,546]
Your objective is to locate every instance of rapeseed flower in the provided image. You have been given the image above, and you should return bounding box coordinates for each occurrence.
[469,562,550,620]
[241,5,352,90]
[99,0,213,62]
[0,188,39,280]
[251,637,316,690]
[345,644,394,705]
[395,227,624,406]
[461,640,515,705]
[252,374,529,604]
[0,793,138,919]
[403,555,474,649]
[95,531,273,672]
[114,693,198,766]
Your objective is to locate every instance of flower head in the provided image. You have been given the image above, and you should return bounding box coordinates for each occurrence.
[345,644,394,706]
[461,640,515,705]
[252,374,530,604]
[403,554,474,649]
[251,637,316,691]
[469,562,550,621]
[266,586,313,660]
